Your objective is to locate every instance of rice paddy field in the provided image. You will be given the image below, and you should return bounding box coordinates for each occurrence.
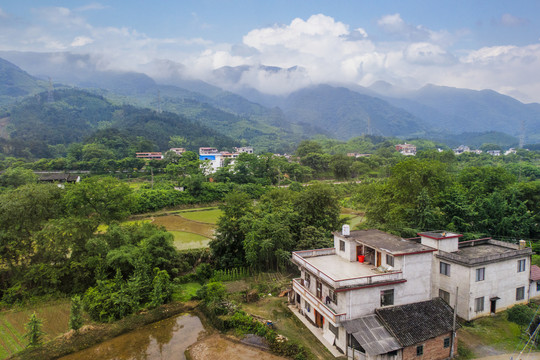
[0,300,71,359]
[340,208,365,229]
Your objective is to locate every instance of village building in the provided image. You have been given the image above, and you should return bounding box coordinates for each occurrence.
[38,173,80,185]
[135,152,163,160]
[169,147,186,155]
[529,265,540,299]
[395,144,416,156]
[422,232,532,320]
[290,227,533,358]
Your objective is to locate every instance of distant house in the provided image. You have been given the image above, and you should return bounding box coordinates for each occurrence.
[453,145,470,155]
[529,265,540,299]
[347,153,371,158]
[487,150,501,156]
[136,152,163,160]
[169,148,186,155]
[504,148,517,156]
[233,146,254,154]
[38,173,80,184]
[395,143,416,156]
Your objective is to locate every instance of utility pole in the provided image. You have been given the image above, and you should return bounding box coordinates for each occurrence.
[450,287,459,358]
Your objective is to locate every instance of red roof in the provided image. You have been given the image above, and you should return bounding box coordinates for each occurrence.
[531,265,540,281]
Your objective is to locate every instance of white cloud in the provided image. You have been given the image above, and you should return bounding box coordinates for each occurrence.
[71,36,94,47]
[0,8,8,18]
[499,13,527,27]
[1,8,539,103]
[75,3,108,12]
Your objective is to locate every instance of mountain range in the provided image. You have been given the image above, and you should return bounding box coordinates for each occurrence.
[0,52,539,153]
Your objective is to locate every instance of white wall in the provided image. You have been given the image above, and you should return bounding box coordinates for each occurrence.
[436,256,531,320]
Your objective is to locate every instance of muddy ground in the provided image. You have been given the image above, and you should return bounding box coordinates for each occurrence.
[187,334,286,360]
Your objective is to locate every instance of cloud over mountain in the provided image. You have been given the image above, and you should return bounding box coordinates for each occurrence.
[1,5,539,103]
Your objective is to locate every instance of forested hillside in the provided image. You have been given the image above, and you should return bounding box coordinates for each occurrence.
[0,89,238,158]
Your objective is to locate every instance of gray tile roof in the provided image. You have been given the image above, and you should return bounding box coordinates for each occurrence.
[342,314,401,356]
[376,298,457,347]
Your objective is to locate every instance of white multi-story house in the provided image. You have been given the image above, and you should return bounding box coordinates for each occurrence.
[423,232,532,320]
[291,227,533,359]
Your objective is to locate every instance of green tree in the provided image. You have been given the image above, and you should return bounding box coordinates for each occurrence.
[150,268,173,308]
[296,140,323,157]
[64,177,135,224]
[0,167,37,188]
[210,192,252,268]
[24,312,44,348]
[68,295,84,331]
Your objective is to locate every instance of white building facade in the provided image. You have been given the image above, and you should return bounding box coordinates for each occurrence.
[291,228,534,358]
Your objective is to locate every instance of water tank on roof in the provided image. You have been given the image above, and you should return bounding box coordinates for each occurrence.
[342,224,350,236]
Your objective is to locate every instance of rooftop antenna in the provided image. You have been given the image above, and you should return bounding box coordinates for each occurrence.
[47,77,54,103]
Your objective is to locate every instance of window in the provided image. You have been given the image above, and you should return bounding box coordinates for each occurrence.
[439,289,450,304]
[380,289,394,307]
[518,259,526,272]
[305,301,311,312]
[386,254,394,267]
[329,289,337,305]
[444,337,451,348]
[329,322,339,339]
[416,345,424,356]
[304,273,311,289]
[516,286,525,301]
[440,262,451,276]
[340,240,345,251]
[537,281,540,292]
[475,297,484,312]
[476,267,485,281]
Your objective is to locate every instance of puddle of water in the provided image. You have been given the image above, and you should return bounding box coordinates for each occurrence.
[59,314,204,360]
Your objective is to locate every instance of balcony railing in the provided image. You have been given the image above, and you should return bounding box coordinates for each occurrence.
[292,249,404,290]
[293,278,347,325]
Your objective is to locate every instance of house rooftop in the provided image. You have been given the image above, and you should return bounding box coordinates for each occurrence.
[342,314,401,356]
[418,231,462,240]
[531,265,540,282]
[336,229,436,256]
[306,254,383,280]
[376,298,457,347]
[437,238,532,266]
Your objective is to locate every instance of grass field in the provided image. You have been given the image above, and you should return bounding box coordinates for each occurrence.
[172,282,202,302]
[458,311,526,357]
[0,300,71,358]
[170,231,212,250]
[176,209,222,224]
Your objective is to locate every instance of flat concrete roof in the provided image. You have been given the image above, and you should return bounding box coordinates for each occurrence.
[336,229,436,256]
[306,254,378,280]
[438,239,532,266]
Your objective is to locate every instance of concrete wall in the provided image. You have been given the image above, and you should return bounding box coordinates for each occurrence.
[530,281,540,299]
[343,253,432,319]
[420,236,458,253]
[435,256,530,320]
[335,234,358,262]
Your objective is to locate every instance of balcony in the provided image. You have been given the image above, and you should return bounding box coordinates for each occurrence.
[292,278,347,325]
[292,249,404,290]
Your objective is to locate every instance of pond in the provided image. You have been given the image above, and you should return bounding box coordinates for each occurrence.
[59,314,204,360]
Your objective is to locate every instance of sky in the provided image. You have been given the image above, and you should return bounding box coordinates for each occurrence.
[1,1,540,102]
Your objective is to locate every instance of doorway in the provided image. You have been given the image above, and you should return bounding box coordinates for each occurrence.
[490,297,499,313]
[376,252,382,267]
[315,310,324,328]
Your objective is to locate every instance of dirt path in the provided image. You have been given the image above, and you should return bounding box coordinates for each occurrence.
[475,353,540,360]
[187,334,286,360]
